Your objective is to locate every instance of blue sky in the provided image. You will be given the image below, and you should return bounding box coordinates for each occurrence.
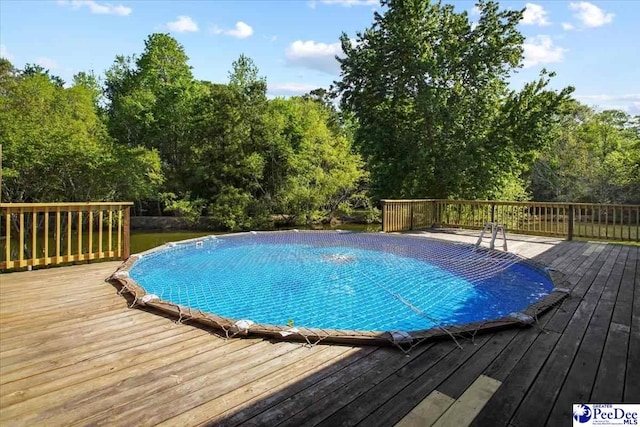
[1,0,638,113]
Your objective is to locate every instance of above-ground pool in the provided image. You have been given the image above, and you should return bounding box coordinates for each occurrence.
[110,231,566,346]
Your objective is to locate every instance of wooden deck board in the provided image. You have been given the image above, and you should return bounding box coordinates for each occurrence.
[432,375,502,427]
[590,244,638,401]
[0,237,637,427]
[0,329,211,407]
[159,346,363,427]
[625,245,640,402]
[394,391,455,427]
[471,244,627,427]
[352,336,492,427]
[234,347,395,427]
[278,343,449,427]
[546,246,631,421]
[216,347,380,427]
[87,343,321,426]
[512,245,629,426]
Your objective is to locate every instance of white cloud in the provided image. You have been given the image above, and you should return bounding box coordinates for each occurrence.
[569,2,614,28]
[35,57,58,70]
[226,22,253,39]
[575,94,640,102]
[167,16,199,33]
[574,95,640,114]
[57,0,131,16]
[562,22,574,30]
[285,40,343,74]
[269,82,319,96]
[212,21,253,39]
[522,3,550,26]
[522,35,566,68]
[0,44,13,61]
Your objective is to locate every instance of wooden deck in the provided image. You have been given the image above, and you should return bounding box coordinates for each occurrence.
[0,237,638,426]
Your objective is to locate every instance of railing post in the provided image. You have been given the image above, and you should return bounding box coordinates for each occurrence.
[431,200,437,226]
[123,206,131,259]
[568,204,574,241]
[491,203,496,224]
[409,202,414,230]
[382,200,388,232]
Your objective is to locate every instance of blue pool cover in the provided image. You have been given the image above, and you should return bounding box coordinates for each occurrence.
[127,231,555,334]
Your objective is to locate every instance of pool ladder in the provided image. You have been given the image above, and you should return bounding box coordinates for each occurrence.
[476,222,508,251]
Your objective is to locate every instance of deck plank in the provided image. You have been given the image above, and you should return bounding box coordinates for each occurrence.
[625,246,640,402]
[394,391,455,427]
[471,244,621,427]
[436,329,527,400]
[512,245,629,426]
[481,244,613,385]
[277,343,450,427]
[0,318,189,375]
[158,345,359,427]
[432,375,501,427]
[351,336,492,427]
[235,347,399,427]
[590,245,638,402]
[213,347,379,427]
[1,339,267,425]
[551,246,632,408]
[82,343,317,426]
[0,328,210,407]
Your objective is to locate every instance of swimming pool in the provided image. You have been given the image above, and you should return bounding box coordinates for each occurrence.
[110,231,567,346]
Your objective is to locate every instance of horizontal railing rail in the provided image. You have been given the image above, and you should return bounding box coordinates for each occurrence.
[382,199,640,242]
[1,202,133,270]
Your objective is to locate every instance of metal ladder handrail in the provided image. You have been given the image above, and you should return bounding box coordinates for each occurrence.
[476,222,508,251]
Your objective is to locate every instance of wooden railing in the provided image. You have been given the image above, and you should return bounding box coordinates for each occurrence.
[1,202,132,270]
[382,199,640,242]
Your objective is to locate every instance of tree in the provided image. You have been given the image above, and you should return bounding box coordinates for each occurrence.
[0,60,162,203]
[191,56,270,229]
[266,97,365,223]
[21,63,65,87]
[104,34,200,193]
[337,0,572,200]
[73,71,103,109]
[101,36,366,227]
[530,103,640,204]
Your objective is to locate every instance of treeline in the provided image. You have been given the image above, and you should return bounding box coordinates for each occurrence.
[530,103,640,204]
[1,0,638,232]
[0,35,367,230]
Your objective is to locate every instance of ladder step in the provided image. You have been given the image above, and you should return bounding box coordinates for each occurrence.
[476,222,508,252]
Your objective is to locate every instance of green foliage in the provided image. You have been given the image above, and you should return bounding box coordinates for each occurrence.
[265,97,366,224]
[207,186,257,231]
[337,0,572,201]
[159,192,206,224]
[21,63,65,87]
[190,57,270,229]
[102,35,365,229]
[0,61,162,202]
[104,34,200,193]
[193,62,364,229]
[530,103,640,204]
